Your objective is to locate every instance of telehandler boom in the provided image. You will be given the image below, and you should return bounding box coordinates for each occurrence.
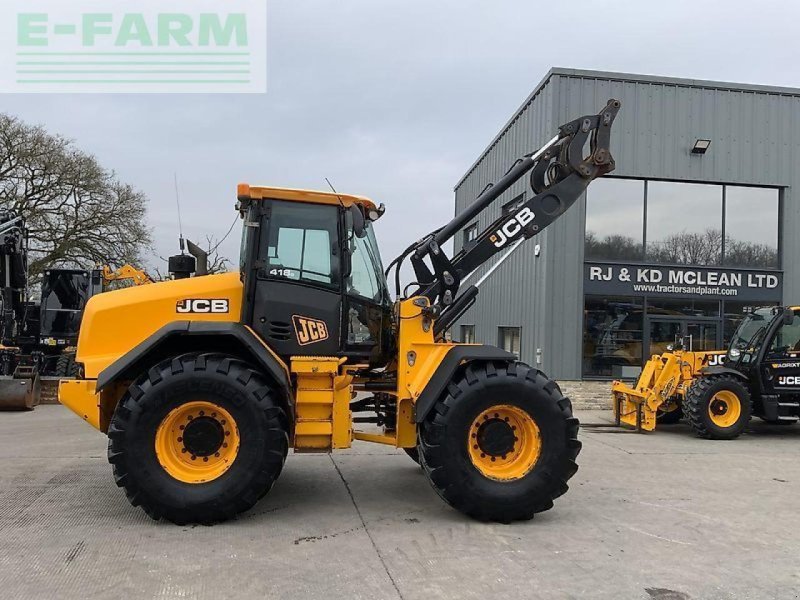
[60,100,620,524]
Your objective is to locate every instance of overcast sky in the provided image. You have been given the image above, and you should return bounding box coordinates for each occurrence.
[3,0,797,276]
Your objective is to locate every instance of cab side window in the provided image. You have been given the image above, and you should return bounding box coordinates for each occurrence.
[347,233,381,302]
[768,312,800,358]
[264,201,339,287]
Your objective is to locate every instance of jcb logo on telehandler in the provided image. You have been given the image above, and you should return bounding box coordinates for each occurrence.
[292,315,329,345]
[778,376,800,386]
[176,299,229,313]
[490,207,535,248]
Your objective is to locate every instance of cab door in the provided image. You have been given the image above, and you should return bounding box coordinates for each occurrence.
[248,200,343,357]
[760,309,800,396]
[341,215,393,365]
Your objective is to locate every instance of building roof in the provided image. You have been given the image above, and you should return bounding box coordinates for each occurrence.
[454,67,800,191]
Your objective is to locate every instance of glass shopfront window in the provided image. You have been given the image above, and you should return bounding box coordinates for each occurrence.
[646,298,720,318]
[585,178,644,261]
[646,182,723,265]
[586,179,781,269]
[583,296,643,378]
[724,186,779,269]
[583,178,782,378]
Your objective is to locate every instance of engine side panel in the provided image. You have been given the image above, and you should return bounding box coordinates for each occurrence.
[76,272,243,378]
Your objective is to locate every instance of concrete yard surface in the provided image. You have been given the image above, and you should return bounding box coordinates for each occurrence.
[1,406,799,600]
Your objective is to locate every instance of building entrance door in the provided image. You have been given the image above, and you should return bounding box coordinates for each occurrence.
[646,318,720,359]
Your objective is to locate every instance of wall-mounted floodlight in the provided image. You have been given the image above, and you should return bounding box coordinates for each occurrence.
[691,139,711,154]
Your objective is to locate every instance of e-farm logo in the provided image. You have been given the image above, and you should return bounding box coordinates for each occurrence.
[1,0,266,93]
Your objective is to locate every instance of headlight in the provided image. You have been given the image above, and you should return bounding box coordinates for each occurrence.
[666,344,674,351]
[729,348,741,358]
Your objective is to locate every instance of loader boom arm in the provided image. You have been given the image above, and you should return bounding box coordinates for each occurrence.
[389,99,620,330]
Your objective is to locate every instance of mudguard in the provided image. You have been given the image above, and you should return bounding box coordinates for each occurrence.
[96,321,292,409]
[699,365,749,380]
[414,345,516,423]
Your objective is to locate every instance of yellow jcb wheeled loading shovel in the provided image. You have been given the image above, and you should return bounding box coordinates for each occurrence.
[59,100,620,524]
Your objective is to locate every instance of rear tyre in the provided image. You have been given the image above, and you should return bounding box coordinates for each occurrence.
[684,375,751,440]
[418,361,580,522]
[108,353,289,524]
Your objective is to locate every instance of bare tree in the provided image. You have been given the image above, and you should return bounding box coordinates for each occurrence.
[202,234,233,274]
[585,232,644,261]
[0,113,152,282]
[647,229,723,265]
[587,228,777,268]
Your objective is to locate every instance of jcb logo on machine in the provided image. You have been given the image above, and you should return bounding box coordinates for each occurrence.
[706,354,725,367]
[490,207,535,248]
[778,376,800,386]
[292,315,329,345]
[176,299,230,314]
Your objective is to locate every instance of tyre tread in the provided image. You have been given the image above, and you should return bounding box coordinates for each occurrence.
[418,361,581,522]
[108,352,288,524]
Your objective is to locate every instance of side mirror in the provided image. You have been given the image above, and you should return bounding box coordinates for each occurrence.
[349,205,367,239]
[341,239,352,278]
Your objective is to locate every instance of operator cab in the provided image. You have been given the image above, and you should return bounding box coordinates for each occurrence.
[726,305,800,399]
[236,184,393,365]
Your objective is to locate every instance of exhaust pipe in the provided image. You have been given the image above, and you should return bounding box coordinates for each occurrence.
[186,239,208,276]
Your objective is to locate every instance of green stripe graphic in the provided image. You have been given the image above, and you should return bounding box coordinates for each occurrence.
[17,80,252,84]
[17,52,251,56]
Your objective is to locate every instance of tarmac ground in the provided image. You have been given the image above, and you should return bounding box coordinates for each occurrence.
[1,405,798,600]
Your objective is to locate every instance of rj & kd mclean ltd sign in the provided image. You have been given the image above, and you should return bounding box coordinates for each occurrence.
[584,262,782,302]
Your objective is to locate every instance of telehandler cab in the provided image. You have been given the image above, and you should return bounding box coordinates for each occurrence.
[613,305,800,439]
[59,99,620,524]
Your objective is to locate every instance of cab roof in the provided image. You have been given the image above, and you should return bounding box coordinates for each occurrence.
[237,184,377,211]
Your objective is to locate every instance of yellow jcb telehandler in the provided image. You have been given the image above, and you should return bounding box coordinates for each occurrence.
[613,305,800,439]
[59,100,620,524]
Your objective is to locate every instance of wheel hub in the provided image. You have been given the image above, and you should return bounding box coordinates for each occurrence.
[154,401,240,484]
[182,416,225,457]
[476,418,516,457]
[707,390,742,429]
[467,404,541,482]
[710,400,728,416]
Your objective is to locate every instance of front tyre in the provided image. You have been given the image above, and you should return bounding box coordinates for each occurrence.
[418,361,581,522]
[684,375,751,440]
[108,353,289,524]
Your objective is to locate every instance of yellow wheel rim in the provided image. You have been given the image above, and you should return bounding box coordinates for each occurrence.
[708,391,742,428]
[154,401,240,484]
[467,404,541,481]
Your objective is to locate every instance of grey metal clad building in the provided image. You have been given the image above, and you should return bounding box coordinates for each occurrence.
[453,67,799,381]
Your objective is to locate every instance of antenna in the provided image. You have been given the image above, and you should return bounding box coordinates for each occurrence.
[325,178,345,207]
[174,173,185,253]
